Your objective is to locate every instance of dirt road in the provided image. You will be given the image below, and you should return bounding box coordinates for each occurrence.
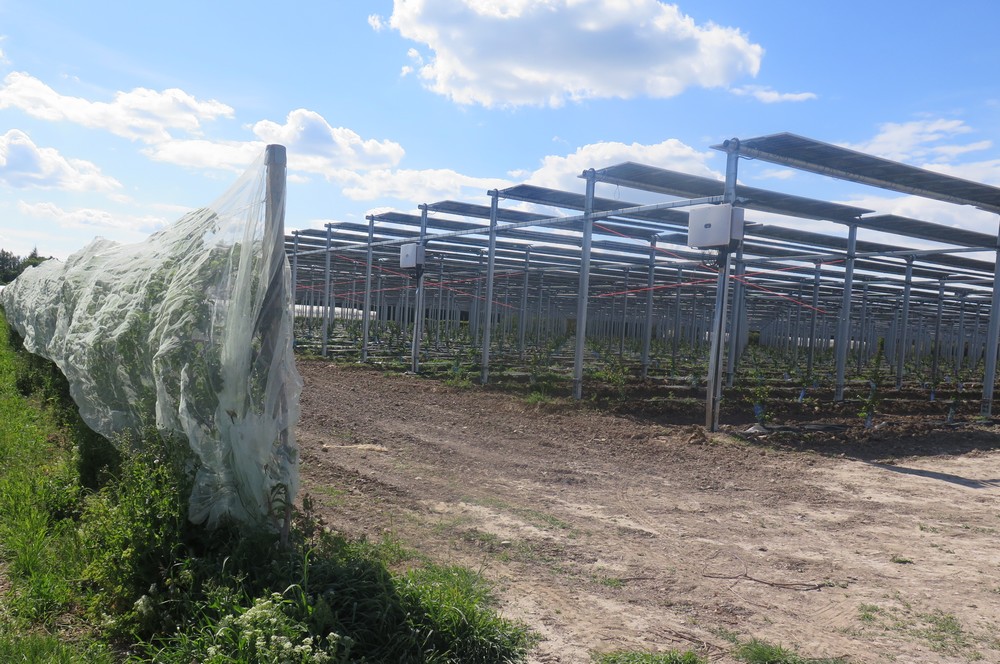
[296,361,1000,663]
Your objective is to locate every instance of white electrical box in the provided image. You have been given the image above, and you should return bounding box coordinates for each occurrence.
[687,204,744,249]
[400,243,425,268]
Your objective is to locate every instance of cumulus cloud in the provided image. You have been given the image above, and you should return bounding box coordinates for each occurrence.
[0,129,122,192]
[388,0,762,107]
[333,167,510,202]
[524,138,718,192]
[141,138,265,171]
[0,72,233,143]
[368,14,385,31]
[845,119,989,164]
[322,138,719,209]
[253,109,405,171]
[142,109,406,175]
[730,85,816,103]
[17,200,166,234]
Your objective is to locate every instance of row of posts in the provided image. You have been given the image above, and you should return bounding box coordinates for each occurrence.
[289,149,1000,428]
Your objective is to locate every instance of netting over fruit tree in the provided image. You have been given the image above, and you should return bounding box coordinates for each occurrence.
[1,145,301,529]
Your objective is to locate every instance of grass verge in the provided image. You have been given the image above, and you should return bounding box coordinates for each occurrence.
[0,309,534,662]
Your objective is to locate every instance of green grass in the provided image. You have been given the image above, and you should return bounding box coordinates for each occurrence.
[0,633,114,663]
[0,310,535,662]
[734,638,849,664]
[593,651,705,664]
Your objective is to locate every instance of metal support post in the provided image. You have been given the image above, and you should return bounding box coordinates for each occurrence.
[980,217,1000,416]
[806,264,821,380]
[361,215,375,362]
[619,268,630,356]
[895,255,914,390]
[519,247,531,360]
[290,232,299,321]
[410,206,429,373]
[572,170,597,400]
[320,223,332,357]
[725,243,745,388]
[480,193,500,384]
[672,267,683,369]
[641,238,656,378]
[434,255,444,349]
[834,224,857,400]
[931,279,945,391]
[706,142,739,431]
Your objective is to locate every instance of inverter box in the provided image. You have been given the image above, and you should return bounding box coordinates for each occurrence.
[687,204,744,248]
[400,243,425,268]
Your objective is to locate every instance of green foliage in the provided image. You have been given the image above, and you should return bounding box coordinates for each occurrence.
[397,565,536,662]
[858,338,887,428]
[0,632,114,663]
[0,316,90,626]
[733,638,848,664]
[77,431,194,622]
[0,246,49,284]
[138,589,351,663]
[740,347,772,424]
[0,309,535,662]
[593,651,705,664]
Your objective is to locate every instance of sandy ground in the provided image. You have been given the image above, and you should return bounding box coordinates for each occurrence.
[296,361,1000,663]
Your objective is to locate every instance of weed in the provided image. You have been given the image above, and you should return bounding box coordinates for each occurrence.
[890,554,914,564]
[593,651,705,663]
[708,626,741,644]
[592,574,625,589]
[858,603,882,623]
[733,638,848,663]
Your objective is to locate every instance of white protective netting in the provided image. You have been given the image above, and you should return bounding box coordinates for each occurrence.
[1,145,301,528]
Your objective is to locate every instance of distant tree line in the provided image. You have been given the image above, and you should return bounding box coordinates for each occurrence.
[0,248,49,284]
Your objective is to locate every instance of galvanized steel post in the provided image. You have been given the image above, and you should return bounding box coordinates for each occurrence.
[361,215,375,362]
[641,237,656,378]
[706,141,739,431]
[895,255,914,390]
[834,224,858,401]
[480,192,500,385]
[573,170,597,400]
[519,247,531,360]
[321,223,332,358]
[410,206,429,373]
[980,218,1000,416]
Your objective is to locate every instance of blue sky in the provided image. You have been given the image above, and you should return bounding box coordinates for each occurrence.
[2,0,1000,259]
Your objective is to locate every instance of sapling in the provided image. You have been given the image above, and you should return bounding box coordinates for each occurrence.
[858,338,887,430]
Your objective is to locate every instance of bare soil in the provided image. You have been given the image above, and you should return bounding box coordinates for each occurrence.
[296,360,1000,663]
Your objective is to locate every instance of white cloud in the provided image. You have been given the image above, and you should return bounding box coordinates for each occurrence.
[334,167,510,202]
[852,192,999,230]
[17,200,166,234]
[388,0,762,107]
[731,85,816,103]
[758,168,796,180]
[845,119,988,164]
[0,129,122,192]
[253,109,405,171]
[368,14,385,31]
[525,138,718,192]
[143,109,406,174]
[0,72,233,143]
[141,138,265,171]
